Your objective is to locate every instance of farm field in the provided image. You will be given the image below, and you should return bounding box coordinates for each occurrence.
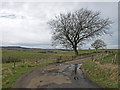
[1,49,118,88]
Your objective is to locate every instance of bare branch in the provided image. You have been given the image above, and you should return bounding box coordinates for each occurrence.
[47,8,112,55]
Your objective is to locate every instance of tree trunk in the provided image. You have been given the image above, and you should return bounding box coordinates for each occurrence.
[95,48,97,51]
[73,45,78,56]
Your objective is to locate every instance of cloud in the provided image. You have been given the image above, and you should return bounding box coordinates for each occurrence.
[0,2,118,49]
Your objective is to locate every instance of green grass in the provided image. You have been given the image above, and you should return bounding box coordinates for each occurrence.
[81,53,118,88]
[2,49,116,88]
[2,60,56,88]
[2,50,73,88]
[2,49,106,61]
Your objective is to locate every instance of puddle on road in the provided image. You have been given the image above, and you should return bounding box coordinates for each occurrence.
[37,63,85,88]
[42,63,84,81]
[59,63,64,66]
[62,63,85,80]
[16,62,99,88]
[38,63,85,87]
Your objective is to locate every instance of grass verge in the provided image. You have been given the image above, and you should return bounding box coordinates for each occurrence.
[81,53,118,88]
[2,61,56,88]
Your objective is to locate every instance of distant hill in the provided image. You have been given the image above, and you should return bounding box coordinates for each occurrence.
[1,46,42,51]
[1,46,72,51]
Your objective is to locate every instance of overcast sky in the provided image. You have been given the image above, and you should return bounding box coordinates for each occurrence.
[0,2,118,49]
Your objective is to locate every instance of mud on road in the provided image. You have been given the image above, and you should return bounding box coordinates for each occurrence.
[15,57,102,88]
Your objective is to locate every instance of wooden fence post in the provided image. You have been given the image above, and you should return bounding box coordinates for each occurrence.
[23,59,25,64]
[91,55,94,61]
[14,60,16,68]
[36,57,39,63]
[60,56,61,60]
[23,59,27,64]
[72,56,73,60]
[57,56,61,63]
[112,58,114,64]
[114,54,117,64]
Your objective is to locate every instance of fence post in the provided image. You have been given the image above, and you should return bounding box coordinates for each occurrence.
[60,56,61,60]
[57,56,61,63]
[72,56,73,60]
[114,54,117,64]
[36,57,38,63]
[112,58,114,64]
[23,59,26,64]
[23,59,24,64]
[91,55,94,61]
[14,60,16,68]
[24,59,27,65]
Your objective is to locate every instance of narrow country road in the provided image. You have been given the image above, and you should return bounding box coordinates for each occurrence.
[15,55,103,88]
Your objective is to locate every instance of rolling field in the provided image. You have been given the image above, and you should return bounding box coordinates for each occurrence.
[2,49,77,88]
[1,49,118,88]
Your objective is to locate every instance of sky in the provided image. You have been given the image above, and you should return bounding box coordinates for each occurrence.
[0,2,118,49]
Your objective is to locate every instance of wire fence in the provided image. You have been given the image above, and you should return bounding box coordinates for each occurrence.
[2,50,118,68]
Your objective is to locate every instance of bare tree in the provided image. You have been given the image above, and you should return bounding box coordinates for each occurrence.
[48,8,112,56]
[91,39,107,50]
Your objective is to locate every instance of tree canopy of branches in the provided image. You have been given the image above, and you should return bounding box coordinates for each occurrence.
[91,39,107,50]
[48,8,112,56]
